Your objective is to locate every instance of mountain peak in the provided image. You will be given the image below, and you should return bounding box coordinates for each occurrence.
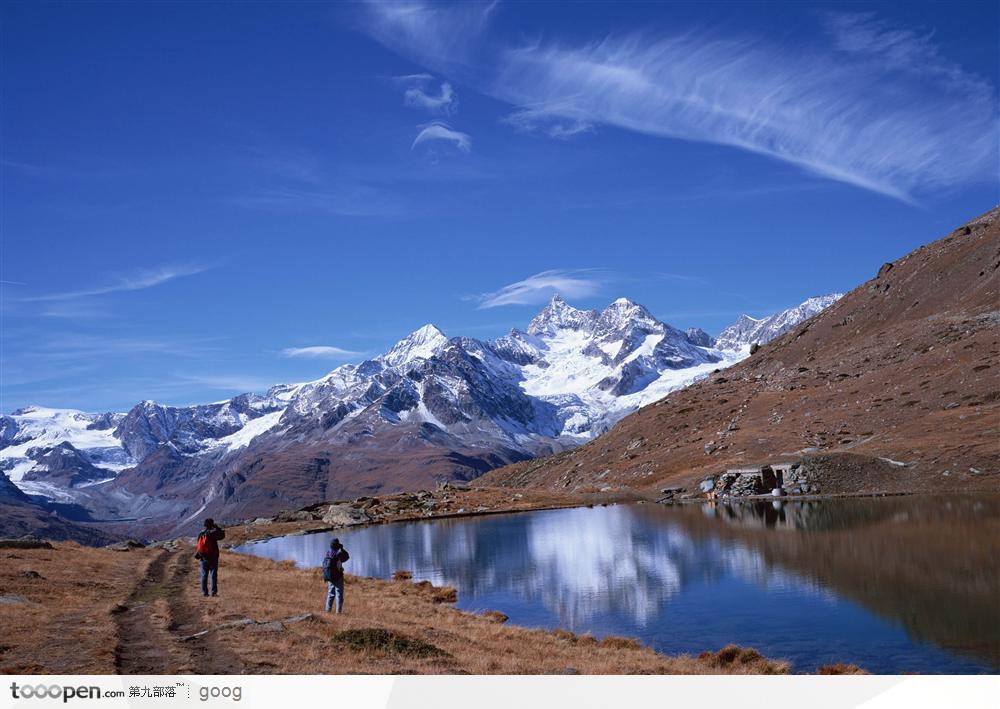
[527,295,599,336]
[383,324,449,367]
[716,293,842,350]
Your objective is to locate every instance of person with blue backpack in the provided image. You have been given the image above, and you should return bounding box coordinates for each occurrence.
[322,538,350,613]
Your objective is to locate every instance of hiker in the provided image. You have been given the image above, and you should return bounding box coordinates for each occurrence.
[194,518,226,597]
[323,538,350,613]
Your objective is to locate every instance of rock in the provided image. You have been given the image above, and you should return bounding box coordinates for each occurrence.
[749,343,761,355]
[626,437,645,450]
[250,621,286,633]
[704,440,717,454]
[660,487,683,495]
[21,570,43,579]
[321,504,371,527]
[107,540,146,552]
[877,262,894,278]
[771,488,785,497]
[282,613,313,624]
[274,510,319,523]
[699,478,716,494]
[0,539,53,550]
[249,517,273,526]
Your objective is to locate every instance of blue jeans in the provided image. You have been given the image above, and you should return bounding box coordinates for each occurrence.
[200,558,218,596]
[326,580,344,613]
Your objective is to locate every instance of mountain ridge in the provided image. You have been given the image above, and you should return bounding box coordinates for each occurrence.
[2,292,842,538]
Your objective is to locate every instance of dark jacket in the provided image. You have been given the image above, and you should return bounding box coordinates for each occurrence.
[197,526,225,564]
[324,548,349,584]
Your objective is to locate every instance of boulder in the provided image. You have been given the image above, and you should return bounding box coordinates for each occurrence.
[321,504,372,527]
[274,510,319,523]
[699,478,716,494]
[106,540,146,552]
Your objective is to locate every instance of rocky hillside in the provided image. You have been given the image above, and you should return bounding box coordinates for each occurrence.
[483,207,1000,496]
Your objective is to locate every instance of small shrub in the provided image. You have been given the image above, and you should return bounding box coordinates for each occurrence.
[817,663,869,675]
[392,570,413,581]
[599,635,642,651]
[480,611,508,624]
[699,645,788,675]
[330,628,451,659]
[431,586,457,604]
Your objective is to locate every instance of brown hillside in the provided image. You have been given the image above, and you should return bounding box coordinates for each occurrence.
[482,207,1000,495]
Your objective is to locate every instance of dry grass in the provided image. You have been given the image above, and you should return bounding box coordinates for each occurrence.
[817,663,870,675]
[0,543,147,673]
[0,542,793,675]
[698,645,791,675]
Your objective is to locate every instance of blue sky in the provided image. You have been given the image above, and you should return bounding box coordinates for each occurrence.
[2,1,997,413]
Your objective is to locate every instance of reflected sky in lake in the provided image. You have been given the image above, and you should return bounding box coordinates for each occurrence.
[236,497,999,673]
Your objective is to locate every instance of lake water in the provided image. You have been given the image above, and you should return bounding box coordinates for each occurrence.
[235,495,1000,673]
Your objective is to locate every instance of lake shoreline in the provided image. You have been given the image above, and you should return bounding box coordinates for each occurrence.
[221,482,966,549]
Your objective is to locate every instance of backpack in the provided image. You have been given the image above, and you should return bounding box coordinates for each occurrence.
[196,532,218,558]
[322,551,344,582]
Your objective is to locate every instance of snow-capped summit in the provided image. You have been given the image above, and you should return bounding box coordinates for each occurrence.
[382,324,449,367]
[592,298,662,344]
[527,295,599,336]
[716,293,843,351]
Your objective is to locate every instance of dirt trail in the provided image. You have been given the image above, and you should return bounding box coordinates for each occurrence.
[166,550,245,674]
[113,550,176,674]
[113,548,245,674]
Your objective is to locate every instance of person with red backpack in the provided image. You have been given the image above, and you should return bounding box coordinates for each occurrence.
[322,538,350,613]
[194,518,226,597]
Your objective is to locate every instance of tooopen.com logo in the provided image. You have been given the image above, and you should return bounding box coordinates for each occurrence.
[9,682,124,703]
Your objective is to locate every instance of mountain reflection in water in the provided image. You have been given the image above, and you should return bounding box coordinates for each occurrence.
[236,496,999,673]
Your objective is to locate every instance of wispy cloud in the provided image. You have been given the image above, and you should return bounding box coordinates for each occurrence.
[358,0,498,78]
[657,273,710,285]
[493,30,995,203]
[357,4,997,203]
[396,74,458,114]
[412,121,472,154]
[821,11,989,95]
[478,269,607,308]
[281,345,361,359]
[21,263,210,302]
[504,106,594,140]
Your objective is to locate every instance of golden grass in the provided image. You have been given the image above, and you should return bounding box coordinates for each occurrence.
[0,543,147,673]
[817,663,870,675]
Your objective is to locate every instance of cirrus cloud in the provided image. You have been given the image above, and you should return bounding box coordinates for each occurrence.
[478,269,607,309]
[412,121,471,154]
[357,2,998,204]
[281,345,361,359]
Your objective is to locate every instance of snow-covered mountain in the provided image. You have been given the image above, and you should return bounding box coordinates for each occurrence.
[1,292,839,533]
[715,294,843,351]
